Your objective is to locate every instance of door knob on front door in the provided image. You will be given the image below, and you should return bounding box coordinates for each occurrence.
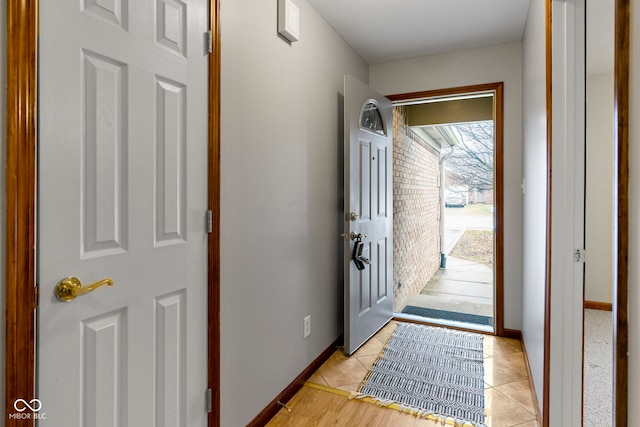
[55,277,114,302]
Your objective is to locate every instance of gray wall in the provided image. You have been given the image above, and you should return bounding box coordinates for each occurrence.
[521,0,548,408]
[369,42,524,331]
[585,72,614,304]
[1,4,7,420]
[219,1,368,425]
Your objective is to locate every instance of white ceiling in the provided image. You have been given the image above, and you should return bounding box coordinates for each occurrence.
[305,0,614,75]
[305,0,532,65]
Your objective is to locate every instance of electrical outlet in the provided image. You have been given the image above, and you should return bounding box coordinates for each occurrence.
[303,315,311,338]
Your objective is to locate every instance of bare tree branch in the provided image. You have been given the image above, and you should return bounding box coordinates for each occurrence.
[445,122,495,191]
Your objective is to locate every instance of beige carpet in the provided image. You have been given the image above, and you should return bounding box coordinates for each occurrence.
[583,308,612,426]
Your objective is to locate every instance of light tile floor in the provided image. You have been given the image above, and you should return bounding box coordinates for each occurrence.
[307,321,539,427]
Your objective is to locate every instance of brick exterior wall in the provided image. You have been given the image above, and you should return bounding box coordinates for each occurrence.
[393,107,442,311]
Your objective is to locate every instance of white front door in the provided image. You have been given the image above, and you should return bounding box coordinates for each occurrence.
[38,1,209,426]
[343,75,393,355]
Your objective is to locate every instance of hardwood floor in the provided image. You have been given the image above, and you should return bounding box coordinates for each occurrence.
[267,385,442,427]
[266,321,540,427]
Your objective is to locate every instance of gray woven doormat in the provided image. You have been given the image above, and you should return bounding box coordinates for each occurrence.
[358,323,485,426]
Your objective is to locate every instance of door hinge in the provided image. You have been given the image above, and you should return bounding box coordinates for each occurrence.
[205,30,213,54]
[206,210,213,233]
[34,285,39,309]
[206,388,212,413]
[574,248,585,263]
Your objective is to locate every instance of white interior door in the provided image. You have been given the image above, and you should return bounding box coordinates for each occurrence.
[343,75,393,355]
[38,1,209,426]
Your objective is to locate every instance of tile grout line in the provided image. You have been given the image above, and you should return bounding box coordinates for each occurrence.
[483,340,538,426]
[491,384,536,422]
[487,384,537,417]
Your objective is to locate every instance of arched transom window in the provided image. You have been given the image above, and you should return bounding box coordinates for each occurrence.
[360,102,385,135]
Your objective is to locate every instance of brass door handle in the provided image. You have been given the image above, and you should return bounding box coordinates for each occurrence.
[55,277,114,302]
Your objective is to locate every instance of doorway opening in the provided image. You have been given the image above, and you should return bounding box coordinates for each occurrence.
[388,84,504,335]
[583,0,615,424]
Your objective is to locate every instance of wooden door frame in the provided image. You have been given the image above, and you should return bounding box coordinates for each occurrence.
[387,82,505,337]
[4,2,222,426]
[543,2,551,424]
[613,0,629,424]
